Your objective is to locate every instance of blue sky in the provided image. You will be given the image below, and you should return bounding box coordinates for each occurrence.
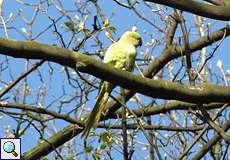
[0,0,230,159]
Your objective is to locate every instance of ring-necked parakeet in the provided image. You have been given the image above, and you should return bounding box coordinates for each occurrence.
[223,0,230,6]
[82,31,142,138]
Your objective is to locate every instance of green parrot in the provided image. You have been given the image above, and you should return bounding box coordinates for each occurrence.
[82,31,142,138]
[223,0,230,6]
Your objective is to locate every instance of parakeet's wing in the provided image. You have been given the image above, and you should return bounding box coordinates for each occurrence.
[223,0,230,6]
[104,42,137,71]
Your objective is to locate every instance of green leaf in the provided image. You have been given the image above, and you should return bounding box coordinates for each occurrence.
[85,146,93,153]
[100,143,107,149]
[83,28,90,35]
[99,130,111,142]
[41,157,55,160]
[92,151,100,160]
[108,26,116,33]
[64,157,75,160]
[103,18,110,27]
[65,21,76,32]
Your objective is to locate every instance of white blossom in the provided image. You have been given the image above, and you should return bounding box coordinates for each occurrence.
[132,26,137,32]
[217,60,223,69]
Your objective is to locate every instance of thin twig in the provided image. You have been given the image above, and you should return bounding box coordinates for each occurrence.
[177,10,195,86]
[199,104,230,144]
[179,103,229,159]
[0,60,44,99]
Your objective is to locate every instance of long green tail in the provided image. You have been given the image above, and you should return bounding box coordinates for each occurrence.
[81,82,112,138]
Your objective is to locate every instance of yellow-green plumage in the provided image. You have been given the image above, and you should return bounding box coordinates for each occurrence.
[218,0,230,6]
[82,31,142,138]
[224,0,230,6]
[82,82,113,138]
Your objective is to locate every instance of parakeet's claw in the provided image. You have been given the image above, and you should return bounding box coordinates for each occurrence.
[102,108,109,116]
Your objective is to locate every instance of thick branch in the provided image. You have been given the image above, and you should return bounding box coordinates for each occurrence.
[115,101,226,118]
[145,0,230,21]
[76,57,230,103]
[0,39,77,68]
[22,125,82,160]
[1,39,230,103]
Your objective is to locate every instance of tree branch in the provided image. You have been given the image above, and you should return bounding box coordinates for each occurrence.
[145,0,230,21]
[0,39,230,104]
[99,123,206,132]
[22,125,82,160]
[192,119,230,159]
[199,105,230,144]
[15,26,230,159]
[115,101,226,119]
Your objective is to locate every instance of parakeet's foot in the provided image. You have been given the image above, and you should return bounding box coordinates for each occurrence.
[102,108,109,116]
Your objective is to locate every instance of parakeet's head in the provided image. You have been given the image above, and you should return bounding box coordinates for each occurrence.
[119,31,142,47]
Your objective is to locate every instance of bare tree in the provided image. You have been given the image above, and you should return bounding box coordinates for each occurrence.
[0,0,229,159]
